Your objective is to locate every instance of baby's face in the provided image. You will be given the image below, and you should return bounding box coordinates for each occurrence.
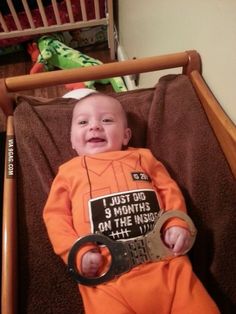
[71,94,131,156]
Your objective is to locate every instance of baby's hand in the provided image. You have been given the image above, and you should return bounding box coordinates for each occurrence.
[163,226,191,255]
[81,249,103,277]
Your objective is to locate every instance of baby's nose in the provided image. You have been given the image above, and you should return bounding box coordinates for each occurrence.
[89,120,102,130]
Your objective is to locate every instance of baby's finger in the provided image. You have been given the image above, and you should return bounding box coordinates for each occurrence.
[174,235,192,255]
[172,234,185,254]
[90,252,103,266]
[163,230,176,248]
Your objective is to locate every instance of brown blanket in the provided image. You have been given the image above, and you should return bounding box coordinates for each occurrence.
[13,75,236,313]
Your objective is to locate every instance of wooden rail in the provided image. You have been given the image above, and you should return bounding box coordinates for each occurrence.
[1,116,17,314]
[190,70,236,178]
[4,51,200,93]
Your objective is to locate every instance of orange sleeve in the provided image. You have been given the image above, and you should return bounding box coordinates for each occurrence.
[141,149,188,230]
[43,169,95,266]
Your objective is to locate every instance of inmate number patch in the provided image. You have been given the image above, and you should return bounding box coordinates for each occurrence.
[131,172,151,182]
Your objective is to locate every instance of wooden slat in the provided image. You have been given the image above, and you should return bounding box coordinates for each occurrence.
[0,12,9,32]
[80,0,87,21]
[107,0,115,60]
[22,0,35,29]
[1,116,17,314]
[36,0,48,27]
[94,0,100,19]
[65,0,74,23]
[51,0,62,25]
[0,18,107,39]
[190,70,236,178]
[0,79,14,116]
[7,0,22,30]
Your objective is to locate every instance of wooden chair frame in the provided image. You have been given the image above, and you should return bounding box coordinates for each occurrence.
[0,50,235,314]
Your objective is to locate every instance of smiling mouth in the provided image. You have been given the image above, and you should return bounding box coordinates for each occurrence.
[87,137,106,143]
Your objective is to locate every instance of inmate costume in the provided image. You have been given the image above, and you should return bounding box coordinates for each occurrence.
[43,148,219,314]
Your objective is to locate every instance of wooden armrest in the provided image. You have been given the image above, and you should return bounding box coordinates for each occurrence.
[190,70,236,178]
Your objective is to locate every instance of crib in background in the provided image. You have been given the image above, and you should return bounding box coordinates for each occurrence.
[0,0,115,59]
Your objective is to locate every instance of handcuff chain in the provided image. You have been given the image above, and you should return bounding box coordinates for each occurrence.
[126,237,150,266]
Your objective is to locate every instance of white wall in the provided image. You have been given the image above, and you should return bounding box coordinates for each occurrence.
[117,0,236,124]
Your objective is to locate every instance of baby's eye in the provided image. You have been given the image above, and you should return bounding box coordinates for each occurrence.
[78,120,88,125]
[102,118,114,123]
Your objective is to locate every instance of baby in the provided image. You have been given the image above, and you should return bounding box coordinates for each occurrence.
[43,91,220,314]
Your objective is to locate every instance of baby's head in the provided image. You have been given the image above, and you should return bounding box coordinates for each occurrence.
[70,92,131,156]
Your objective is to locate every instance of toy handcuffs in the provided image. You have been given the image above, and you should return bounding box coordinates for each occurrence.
[68,210,197,286]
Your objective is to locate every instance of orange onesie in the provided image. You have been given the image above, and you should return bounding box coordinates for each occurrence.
[43,148,219,314]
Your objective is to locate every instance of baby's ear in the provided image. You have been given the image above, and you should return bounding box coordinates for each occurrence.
[123,128,132,146]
